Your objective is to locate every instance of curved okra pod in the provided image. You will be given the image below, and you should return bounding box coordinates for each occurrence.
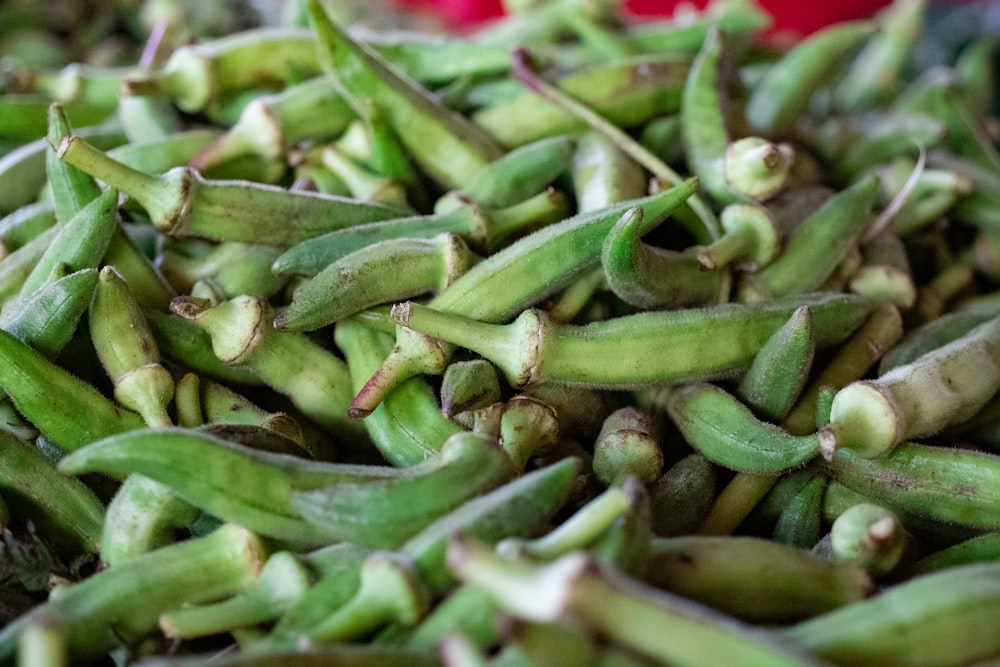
[307,1,503,189]
[666,382,822,474]
[739,175,881,301]
[435,135,576,214]
[275,233,476,332]
[292,433,516,549]
[171,295,363,442]
[16,187,118,301]
[0,523,265,665]
[0,429,104,552]
[57,427,415,543]
[822,314,1000,459]
[349,181,701,416]
[56,135,403,247]
[391,292,871,392]
[0,328,145,451]
[823,442,1000,530]
[745,21,876,135]
[272,189,564,276]
[736,305,815,421]
[447,536,819,667]
[646,536,872,622]
[45,104,102,225]
[335,319,463,466]
[782,561,1000,667]
[600,206,731,310]
[89,266,174,428]
[592,407,663,486]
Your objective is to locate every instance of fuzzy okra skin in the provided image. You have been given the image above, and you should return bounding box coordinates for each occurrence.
[391,292,871,391]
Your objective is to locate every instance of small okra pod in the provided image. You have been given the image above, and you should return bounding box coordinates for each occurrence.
[171,295,363,442]
[822,314,1000,459]
[335,318,462,466]
[0,227,58,306]
[57,135,403,247]
[391,292,871,392]
[694,203,780,271]
[275,233,476,332]
[350,181,701,417]
[772,473,827,550]
[823,442,1000,530]
[126,29,322,113]
[89,266,174,428]
[447,535,820,667]
[782,302,903,436]
[100,474,201,566]
[782,561,1000,667]
[496,395,561,472]
[290,433,517,548]
[592,407,663,486]
[829,502,910,577]
[832,0,925,113]
[666,382,822,474]
[473,55,690,149]
[649,453,717,537]
[0,328,145,451]
[45,103,102,225]
[197,378,305,445]
[308,1,503,190]
[847,264,917,310]
[0,429,104,552]
[273,189,564,277]
[0,267,97,360]
[739,175,881,301]
[737,305,815,422]
[745,21,876,135]
[57,427,409,544]
[0,523,265,664]
[440,359,503,419]
[600,206,731,310]
[188,75,356,174]
[646,535,872,622]
[436,135,576,214]
[16,187,118,300]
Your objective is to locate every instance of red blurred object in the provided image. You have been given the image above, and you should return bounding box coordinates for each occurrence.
[399,0,896,37]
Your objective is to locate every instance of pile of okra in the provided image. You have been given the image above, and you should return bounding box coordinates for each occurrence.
[3,0,1000,664]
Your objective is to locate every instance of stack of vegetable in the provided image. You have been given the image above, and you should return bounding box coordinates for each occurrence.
[1,0,1000,664]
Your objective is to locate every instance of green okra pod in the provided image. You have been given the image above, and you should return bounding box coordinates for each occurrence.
[823,441,1000,530]
[649,453,718,537]
[448,536,820,667]
[275,233,476,332]
[0,227,58,306]
[772,473,827,549]
[349,180,702,416]
[144,310,263,386]
[0,523,265,664]
[307,0,503,190]
[158,240,287,300]
[737,305,816,421]
[600,206,730,310]
[571,132,647,213]
[646,535,872,622]
[783,561,1000,667]
[106,129,221,175]
[0,202,56,252]
[390,292,870,391]
[0,328,145,451]
[666,382,822,474]
[0,267,97,360]
[335,319,462,466]
[823,314,1000,458]
[696,203,780,271]
[440,359,503,419]
[290,433,517,548]
[45,103,102,225]
[16,187,118,301]
[57,427,415,544]
[0,429,104,552]
[829,502,909,577]
[745,21,875,134]
[57,135,403,247]
[592,407,663,486]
